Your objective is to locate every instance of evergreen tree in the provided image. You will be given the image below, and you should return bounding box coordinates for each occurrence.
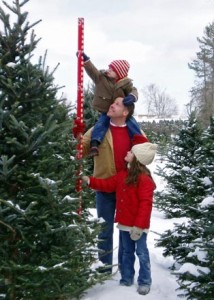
[173,116,214,299]
[71,82,99,208]
[188,21,214,127]
[0,1,105,299]
[83,83,99,131]
[155,113,203,217]
[156,116,214,299]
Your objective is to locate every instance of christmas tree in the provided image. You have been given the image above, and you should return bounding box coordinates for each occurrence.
[174,116,214,299]
[0,1,105,299]
[155,112,203,217]
[155,116,214,299]
[82,82,99,131]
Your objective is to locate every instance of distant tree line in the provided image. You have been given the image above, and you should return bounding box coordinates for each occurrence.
[138,119,185,159]
[139,119,185,142]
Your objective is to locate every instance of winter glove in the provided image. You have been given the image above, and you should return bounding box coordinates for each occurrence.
[123,94,136,106]
[82,176,90,185]
[72,118,86,138]
[130,226,143,241]
[76,51,90,62]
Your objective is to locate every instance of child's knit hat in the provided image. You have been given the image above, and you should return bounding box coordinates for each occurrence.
[108,60,130,79]
[131,134,157,165]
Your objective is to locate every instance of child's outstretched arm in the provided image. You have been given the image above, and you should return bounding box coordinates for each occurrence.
[82,175,118,193]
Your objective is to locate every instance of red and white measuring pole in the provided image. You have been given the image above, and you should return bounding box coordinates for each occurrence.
[76,17,84,214]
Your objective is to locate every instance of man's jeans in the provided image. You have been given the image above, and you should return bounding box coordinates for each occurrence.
[96,191,116,273]
[120,231,152,286]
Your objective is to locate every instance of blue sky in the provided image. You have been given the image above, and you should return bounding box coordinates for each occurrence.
[3,0,214,115]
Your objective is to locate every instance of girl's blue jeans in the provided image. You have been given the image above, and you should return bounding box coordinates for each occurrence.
[119,231,152,286]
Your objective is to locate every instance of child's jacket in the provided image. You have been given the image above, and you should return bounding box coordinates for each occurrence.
[89,170,155,229]
[84,60,138,113]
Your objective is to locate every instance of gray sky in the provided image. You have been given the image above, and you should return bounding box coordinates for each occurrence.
[5,0,214,115]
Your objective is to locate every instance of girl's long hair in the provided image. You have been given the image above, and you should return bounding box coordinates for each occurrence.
[125,155,155,186]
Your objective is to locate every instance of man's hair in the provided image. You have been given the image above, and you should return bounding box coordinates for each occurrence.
[126,103,135,119]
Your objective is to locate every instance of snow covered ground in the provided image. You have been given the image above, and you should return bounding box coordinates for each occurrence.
[82,157,186,300]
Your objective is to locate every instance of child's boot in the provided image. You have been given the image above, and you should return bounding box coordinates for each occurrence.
[89,140,100,157]
[137,285,150,295]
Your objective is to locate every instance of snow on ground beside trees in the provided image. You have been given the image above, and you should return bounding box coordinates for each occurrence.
[82,156,188,300]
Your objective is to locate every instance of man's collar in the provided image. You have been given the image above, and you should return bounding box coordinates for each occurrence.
[110,120,127,127]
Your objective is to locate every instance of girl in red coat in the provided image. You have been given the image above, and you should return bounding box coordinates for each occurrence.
[82,141,157,295]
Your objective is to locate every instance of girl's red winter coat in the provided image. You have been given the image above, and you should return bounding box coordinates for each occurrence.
[89,170,155,230]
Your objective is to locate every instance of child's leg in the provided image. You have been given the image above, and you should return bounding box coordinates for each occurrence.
[91,113,110,143]
[136,233,152,287]
[126,116,142,139]
[118,231,123,273]
[119,231,135,286]
[90,113,110,156]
